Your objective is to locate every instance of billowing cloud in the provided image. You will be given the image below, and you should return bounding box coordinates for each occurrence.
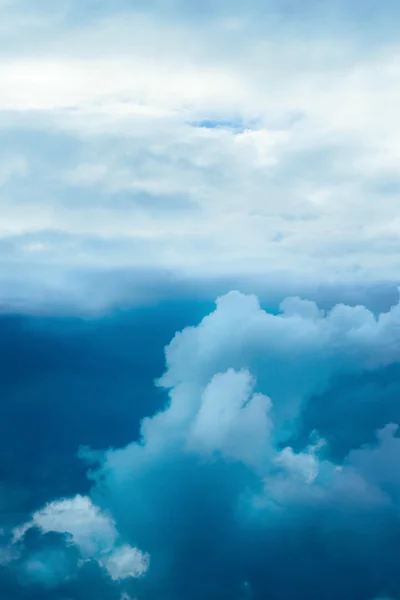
[4,290,400,599]
[157,291,400,444]
[78,291,400,600]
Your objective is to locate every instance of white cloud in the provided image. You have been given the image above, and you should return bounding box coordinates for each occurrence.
[7,287,400,593]
[92,289,400,502]
[0,1,399,285]
[274,446,320,484]
[13,495,117,555]
[188,369,272,467]
[102,545,150,581]
[12,495,149,581]
[66,287,400,588]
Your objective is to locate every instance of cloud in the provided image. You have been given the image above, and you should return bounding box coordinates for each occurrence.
[67,291,400,599]
[12,496,149,584]
[0,280,396,536]
[187,369,272,467]
[0,296,203,531]
[4,288,400,598]
[4,0,400,560]
[0,0,400,283]
[13,496,118,555]
[156,291,400,449]
[1,527,124,599]
[3,290,397,599]
[104,545,149,581]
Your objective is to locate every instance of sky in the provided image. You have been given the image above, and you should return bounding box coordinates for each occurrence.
[1,1,400,599]
[1,0,400,300]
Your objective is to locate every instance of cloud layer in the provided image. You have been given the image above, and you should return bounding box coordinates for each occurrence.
[1,0,400,289]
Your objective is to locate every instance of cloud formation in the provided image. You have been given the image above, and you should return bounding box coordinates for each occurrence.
[1,0,400,286]
[13,496,149,583]
[4,290,400,599]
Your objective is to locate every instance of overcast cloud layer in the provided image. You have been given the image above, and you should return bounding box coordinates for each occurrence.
[1,0,400,298]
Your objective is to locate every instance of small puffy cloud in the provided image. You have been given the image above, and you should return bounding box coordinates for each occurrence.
[274,445,320,484]
[103,545,150,581]
[12,496,149,584]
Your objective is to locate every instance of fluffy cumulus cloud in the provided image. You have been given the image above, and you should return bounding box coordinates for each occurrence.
[12,496,149,582]
[5,290,400,599]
